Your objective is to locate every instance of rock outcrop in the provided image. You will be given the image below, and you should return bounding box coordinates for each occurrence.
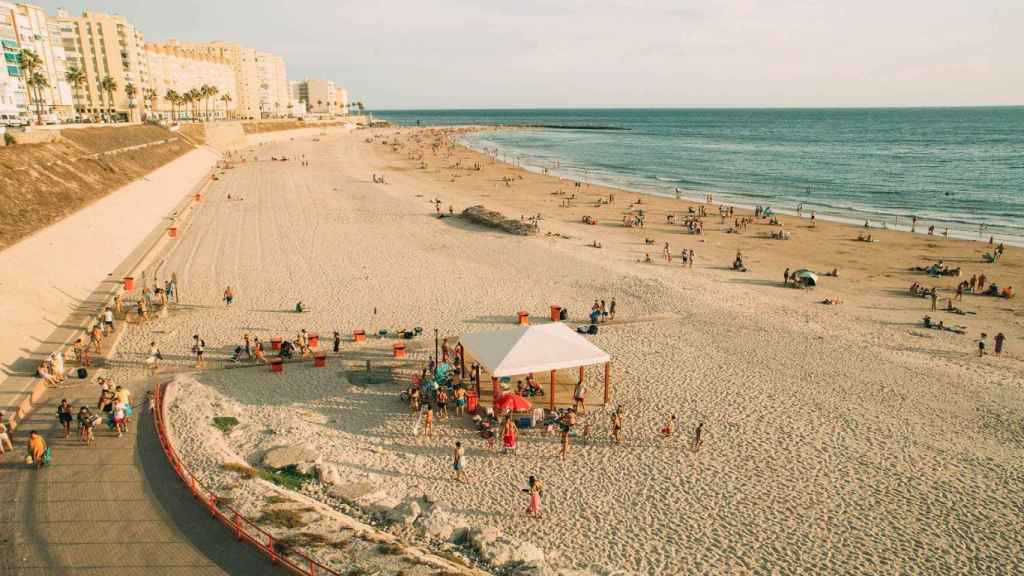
[462,205,538,236]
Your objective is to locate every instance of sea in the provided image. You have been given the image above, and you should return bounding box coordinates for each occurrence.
[374,108,1024,245]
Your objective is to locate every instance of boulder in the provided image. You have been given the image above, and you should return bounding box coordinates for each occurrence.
[328,481,385,503]
[386,498,422,527]
[315,462,342,486]
[415,502,468,541]
[464,526,545,568]
[261,445,317,469]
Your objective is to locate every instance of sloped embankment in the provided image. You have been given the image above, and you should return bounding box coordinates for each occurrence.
[0,125,195,250]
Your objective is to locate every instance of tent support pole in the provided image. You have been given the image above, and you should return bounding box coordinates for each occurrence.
[550,370,556,411]
[603,362,611,405]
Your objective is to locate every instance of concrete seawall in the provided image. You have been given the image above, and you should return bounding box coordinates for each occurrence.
[0,146,218,423]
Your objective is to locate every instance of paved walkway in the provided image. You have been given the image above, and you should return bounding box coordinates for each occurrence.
[0,375,280,575]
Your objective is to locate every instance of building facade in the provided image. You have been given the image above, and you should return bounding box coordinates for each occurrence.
[145,40,236,121]
[0,7,24,116]
[2,2,73,119]
[292,78,348,115]
[56,9,149,121]
[168,41,263,120]
[255,51,288,117]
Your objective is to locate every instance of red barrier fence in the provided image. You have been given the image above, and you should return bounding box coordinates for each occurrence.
[153,382,341,576]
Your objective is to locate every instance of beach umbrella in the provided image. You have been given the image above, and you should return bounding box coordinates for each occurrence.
[794,269,819,286]
[495,393,533,412]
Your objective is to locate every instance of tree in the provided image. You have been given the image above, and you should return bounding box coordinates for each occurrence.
[100,76,117,121]
[356,101,365,113]
[220,93,232,119]
[124,82,136,122]
[19,49,45,124]
[65,65,85,120]
[26,72,49,124]
[202,84,218,121]
[142,88,157,120]
[182,90,194,120]
[164,88,179,120]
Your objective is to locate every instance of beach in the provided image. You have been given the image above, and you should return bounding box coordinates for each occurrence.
[113,126,1023,574]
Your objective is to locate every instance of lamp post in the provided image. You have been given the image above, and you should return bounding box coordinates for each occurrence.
[434,328,439,365]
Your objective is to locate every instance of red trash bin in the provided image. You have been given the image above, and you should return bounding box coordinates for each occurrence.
[466,390,478,414]
[270,337,282,350]
[168,227,178,238]
[123,277,134,291]
[353,330,366,343]
[393,342,406,358]
[308,333,319,348]
[517,311,529,325]
[550,306,561,321]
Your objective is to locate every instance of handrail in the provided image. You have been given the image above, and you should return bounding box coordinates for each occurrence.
[153,381,341,576]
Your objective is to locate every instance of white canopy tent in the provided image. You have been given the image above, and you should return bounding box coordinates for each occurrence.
[459,323,613,409]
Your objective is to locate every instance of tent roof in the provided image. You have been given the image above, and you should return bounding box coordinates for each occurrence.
[459,323,611,377]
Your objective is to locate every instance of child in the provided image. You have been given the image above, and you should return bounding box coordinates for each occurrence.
[660,415,677,438]
[113,402,127,437]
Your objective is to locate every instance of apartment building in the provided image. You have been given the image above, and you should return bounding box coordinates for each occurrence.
[168,42,263,119]
[56,9,149,121]
[1,2,72,118]
[255,51,289,117]
[145,40,237,121]
[292,78,348,115]
[0,8,23,116]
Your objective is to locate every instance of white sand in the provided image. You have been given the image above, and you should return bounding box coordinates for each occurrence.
[113,129,1024,575]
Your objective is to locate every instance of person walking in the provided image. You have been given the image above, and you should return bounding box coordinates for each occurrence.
[930,289,938,311]
[146,341,162,375]
[978,333,988,357]
[692,421,705,451]
[223,286,234,306]
[192,335,206,368]
[559,409,576,461]
[103,306,115,335]
[610,406,624,445]
[525,476,543,518]
[333,331,341,353]
[57,399,73,439]
[783,268,791,286]
[609,298,617,320]
[994,332,1005,355]
[452,441,467,483]
[688,249,695,268]
[573,379,587,413]
[78,406,95,445]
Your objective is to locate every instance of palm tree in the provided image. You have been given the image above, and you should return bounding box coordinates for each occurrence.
[220,93,232,119]
[124,82,136,122]
[19,49,44,124]
[142,88,157,120]
[165,89,179,121]
[26,72,49,124]
[181,90,194,120]
[202,85,218,121]
[356,101,365,113]
[99,76,116,121]
[65,65,85,120]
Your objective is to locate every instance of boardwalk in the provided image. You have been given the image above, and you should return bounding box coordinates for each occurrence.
[0,375,280,575]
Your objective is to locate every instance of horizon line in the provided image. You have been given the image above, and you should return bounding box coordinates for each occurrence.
[371,104,1024,112]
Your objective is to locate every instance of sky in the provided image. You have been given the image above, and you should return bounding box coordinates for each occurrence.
[34,0,1024,109]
